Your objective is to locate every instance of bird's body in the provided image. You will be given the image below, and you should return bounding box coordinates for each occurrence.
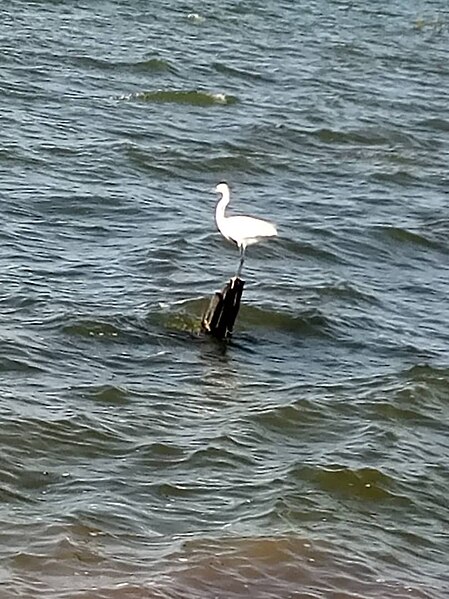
[214,182,277,276]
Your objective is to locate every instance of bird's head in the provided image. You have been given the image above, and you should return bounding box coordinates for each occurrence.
[215,182,229,196]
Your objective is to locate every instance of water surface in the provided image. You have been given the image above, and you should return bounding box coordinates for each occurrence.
[1,1,449,597]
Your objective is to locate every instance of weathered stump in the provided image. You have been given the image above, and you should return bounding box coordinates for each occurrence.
[201,277,245,340]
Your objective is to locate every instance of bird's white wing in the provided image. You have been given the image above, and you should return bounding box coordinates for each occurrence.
[225,215,277,246]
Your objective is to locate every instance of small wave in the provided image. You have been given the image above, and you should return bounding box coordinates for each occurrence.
[63,319,121,340]
[62,314,160,345]
[417,117,449,132]
[213,61,274,82]
[405,363,449,382]
[186,443,255,469]
[0,356,43,374]
[125,143,268,178]
[397,364,449,410]
[310,126,419,148]
[311,280,379,305]
[130,58,176,73]
[156,481,196,500]
[251,399,324,434]
[284,237,348,265]
[131,441,186,464]
[375,225,446,252]
[74,55,175,74]
[199,153,265,174]
[297,463,402,502]
[2,415,130,460]
[85,384,130,405]
[119,89,238,106]
[12,537,105,571]
[369,169,422,185]
[150,297,207,335]
[0,481,37,504]
[374,400,430,424]
[0,147,21,164]
[238,304,335,338]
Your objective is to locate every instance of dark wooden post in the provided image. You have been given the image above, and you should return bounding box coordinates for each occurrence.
[201,277,245,339]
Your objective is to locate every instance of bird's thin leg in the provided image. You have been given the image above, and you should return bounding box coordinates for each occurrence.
[236,246,245,278]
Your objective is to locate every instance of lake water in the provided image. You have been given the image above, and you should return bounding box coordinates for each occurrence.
[1,1,448,597]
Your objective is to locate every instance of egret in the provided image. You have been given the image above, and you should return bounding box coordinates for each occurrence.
[214,182,277,277]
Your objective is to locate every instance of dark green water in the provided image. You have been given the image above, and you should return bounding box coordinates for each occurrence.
[1,1,448,597]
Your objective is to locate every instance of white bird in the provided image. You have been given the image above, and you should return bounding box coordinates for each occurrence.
[214,182,278,277]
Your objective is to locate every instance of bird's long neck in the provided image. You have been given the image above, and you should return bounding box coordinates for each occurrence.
[215,188,230,229]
